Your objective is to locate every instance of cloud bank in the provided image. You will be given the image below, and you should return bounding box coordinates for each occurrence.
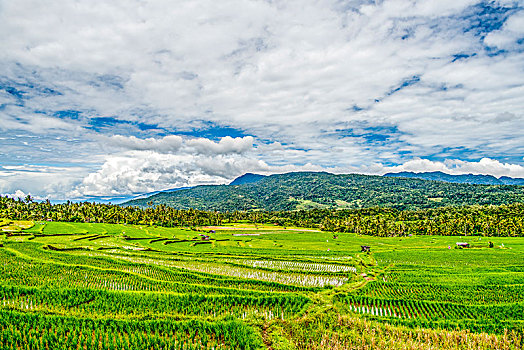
[381,158,524,178]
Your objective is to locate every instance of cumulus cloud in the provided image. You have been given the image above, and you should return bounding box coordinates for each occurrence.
[107,135,183,153]
[69,135,257,197]
[104,135,254,155]
[68,152,229,197]
[185,136,254,155]
[69,141,349,197]
[3,190,31,200]
[3,189,47,201]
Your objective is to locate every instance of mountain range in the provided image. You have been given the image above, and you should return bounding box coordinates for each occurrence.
[383,171,524,186]
[123,171,524,211]
[232,171,524,187]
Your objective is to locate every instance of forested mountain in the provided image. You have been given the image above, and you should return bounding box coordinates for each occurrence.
[124,172,524,211]
[229,173,266,185]
[498,176,524,186]
[384,171,524,186]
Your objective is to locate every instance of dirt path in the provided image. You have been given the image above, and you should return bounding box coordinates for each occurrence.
[261,323,274,350]
[258,252,384,349]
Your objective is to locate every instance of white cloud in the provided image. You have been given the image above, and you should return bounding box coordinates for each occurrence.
[186,136,254,154]
[1,0,523,199]
[0,164,89,200]
[382,157,524,178]
[68,151,245,197]
[107,135,183,153]
[104,134,254,155]
[3,190,29,200]
[3,189,46,201]
[484,10,524,49]
[69,136,331,197]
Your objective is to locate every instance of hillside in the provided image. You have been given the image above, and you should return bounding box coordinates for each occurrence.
[229,173,266,185]
[124,171,524,211]
[384,171,524,185]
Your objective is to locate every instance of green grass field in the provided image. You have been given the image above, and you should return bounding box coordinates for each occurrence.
[0,219,523,349]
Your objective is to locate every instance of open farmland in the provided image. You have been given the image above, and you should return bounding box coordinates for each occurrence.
[0,219,523,349]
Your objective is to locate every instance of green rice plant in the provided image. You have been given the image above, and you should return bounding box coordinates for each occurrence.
[0,309,264,349]
[0,285,310,320]
[336,293,524,333]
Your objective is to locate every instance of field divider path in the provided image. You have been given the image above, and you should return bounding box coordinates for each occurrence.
[256,254,370,348]
[259,251,393,349]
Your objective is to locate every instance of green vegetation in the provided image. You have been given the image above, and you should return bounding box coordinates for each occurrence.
[0,310,262,349]
[0,218,523,349]
[2,195,524,237]
[383,171,524,185]
[126,172,524,211]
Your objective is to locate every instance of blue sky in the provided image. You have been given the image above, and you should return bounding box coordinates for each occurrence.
[1,0,524,200]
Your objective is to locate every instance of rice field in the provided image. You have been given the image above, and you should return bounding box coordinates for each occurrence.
[0,219,523,349]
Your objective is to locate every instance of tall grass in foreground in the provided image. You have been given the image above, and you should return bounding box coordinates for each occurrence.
[271,309,523,350]
[0,310,264,350]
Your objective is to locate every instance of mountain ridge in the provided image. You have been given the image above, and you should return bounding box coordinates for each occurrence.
[383,171,524,186]
[123,171,524,211]
[229,173,266,186]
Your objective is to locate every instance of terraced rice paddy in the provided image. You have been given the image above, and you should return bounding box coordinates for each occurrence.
[0,219,523,349]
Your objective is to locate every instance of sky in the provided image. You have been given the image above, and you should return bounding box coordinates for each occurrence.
[1,0,524,201]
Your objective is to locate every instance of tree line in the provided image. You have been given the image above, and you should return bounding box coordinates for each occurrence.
[1,196,523,237]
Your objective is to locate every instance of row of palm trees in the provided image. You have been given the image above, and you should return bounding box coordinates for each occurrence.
[1,196,523,237]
